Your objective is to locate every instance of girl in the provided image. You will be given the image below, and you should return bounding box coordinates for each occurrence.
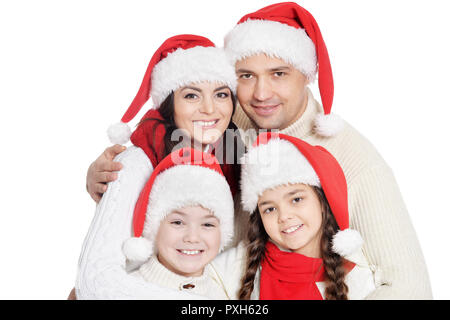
[212,132,379,300]
[77,147,235,299]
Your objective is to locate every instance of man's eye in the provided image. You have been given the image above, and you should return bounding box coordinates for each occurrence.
[274,71,285,77]
[239,74,253,79]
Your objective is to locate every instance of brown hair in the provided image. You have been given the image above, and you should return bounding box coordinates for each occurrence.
[238,185,349,300]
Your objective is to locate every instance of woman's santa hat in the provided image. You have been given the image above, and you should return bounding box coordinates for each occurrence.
[240,132,362,257]
[123,147,235,263]
[224,2,343,137]
[108,34,237,145]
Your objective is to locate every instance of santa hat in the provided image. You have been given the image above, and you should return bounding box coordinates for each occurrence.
[224,2,343,137]
[240,132,362,257]
[108,34,237,145]
[122,147,235,263]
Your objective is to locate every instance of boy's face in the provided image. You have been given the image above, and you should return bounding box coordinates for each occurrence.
[235,54,309,130]
[155,206,221,277]
[257,183,323,258]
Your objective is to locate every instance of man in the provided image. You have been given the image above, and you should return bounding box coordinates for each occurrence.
[84,3,432,299]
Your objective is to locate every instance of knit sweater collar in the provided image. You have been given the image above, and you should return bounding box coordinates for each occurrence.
[139,255,213,294]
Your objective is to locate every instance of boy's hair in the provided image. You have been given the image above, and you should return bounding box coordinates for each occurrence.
[238,186,349,300]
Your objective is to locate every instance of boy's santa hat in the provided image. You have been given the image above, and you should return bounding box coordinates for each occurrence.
[224,2,343,137]
[108,34,237,145]
[122,147,235,263]
[240,132,362,257]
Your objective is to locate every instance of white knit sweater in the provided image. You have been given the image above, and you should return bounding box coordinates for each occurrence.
[231,89,433,299]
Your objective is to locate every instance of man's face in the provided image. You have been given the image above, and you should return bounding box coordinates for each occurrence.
[235,54,309,130]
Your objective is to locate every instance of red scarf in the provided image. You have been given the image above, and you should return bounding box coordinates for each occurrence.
[260,241,326,300]
[130,109,239,195]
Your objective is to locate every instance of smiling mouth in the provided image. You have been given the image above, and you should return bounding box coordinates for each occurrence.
[193,120,219,128]
[282,224,304,234]
[251,104,280,116]
[177,249,204,256]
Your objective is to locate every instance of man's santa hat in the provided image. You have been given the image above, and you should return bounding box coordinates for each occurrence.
[108,34,237,145]
[240,132,362,257]
[122,147,235,263]
[224,2,343,137]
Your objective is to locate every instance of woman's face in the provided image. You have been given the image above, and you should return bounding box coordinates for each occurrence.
[257,183,323,258]
[173,81,233,148]
[155,206,221,277]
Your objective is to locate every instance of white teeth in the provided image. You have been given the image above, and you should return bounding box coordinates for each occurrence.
[193,120,217,127]
[284,224,302,234]
[180,250,201,255]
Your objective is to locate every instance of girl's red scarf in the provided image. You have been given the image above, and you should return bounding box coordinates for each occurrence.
[260,241,326,300]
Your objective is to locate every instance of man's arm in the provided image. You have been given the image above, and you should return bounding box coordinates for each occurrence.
[86,144,126,202]
[349,164,433,299]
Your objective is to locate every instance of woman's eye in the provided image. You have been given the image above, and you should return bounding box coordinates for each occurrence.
[184,93,198,99]
[216,92,229,99]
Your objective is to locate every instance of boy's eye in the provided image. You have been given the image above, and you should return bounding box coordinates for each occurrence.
[171,220,183,226]
[203,223,216,228]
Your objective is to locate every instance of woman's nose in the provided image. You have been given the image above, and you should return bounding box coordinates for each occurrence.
[199,96,215,114]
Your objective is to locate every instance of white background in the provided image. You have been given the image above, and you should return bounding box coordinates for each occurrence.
[0,0,449,299]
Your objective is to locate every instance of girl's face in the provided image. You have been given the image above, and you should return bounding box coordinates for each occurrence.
[257,183,323,258]
[155,205,221,277]
[173,81,233,149]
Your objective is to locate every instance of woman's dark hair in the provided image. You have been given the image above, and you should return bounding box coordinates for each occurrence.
[238,185,349,300]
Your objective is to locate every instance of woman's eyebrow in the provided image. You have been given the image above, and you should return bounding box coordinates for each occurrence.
[214,86,229,92]
[180,86,202,92]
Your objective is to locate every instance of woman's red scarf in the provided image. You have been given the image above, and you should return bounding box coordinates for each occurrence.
[130,109,239,195]
[260,241,326,300]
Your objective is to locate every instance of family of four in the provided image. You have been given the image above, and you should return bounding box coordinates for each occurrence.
[73,2,432,300]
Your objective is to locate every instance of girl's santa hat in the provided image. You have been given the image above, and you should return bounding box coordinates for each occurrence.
[224,2,343,137]
[123,147,235,263]
[240,132,362,257]
[108,34,237,145]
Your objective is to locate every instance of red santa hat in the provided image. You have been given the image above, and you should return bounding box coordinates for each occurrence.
[122,147,235,263]
[240,132,362,257]
[224,2,343,137]
[108,34,237,145]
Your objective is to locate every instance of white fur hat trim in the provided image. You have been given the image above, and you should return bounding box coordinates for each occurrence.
[122,236,153,263]
[241,138,320,213]
[314,113,345,137]
[332,228,363,257]
[150,46,237,107]
[224,19,317,81]
[107,121,132,145]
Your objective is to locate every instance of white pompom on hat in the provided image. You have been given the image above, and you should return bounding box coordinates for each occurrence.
[240,132,363,257]
[224,2,343,137]
[108,34,237,145]
[122,147,235,263]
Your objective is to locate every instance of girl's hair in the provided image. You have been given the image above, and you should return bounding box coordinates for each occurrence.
[137,89,242,184]
[238,185,349,300]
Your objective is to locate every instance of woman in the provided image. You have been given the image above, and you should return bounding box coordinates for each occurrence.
[73,34,244,299]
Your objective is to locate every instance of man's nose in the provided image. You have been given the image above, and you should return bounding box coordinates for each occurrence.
[253,77,273,101]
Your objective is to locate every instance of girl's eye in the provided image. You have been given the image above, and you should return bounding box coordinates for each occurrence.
[292,197,302,203]
[263,207,275,214]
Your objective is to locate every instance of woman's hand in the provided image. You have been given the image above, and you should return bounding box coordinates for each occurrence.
[86,144,126,202]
